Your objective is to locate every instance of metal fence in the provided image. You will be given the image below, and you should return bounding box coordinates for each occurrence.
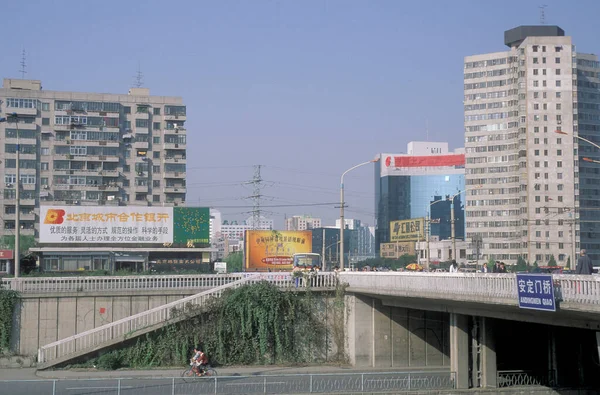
[497,370,556,388]
[0,371,456,394]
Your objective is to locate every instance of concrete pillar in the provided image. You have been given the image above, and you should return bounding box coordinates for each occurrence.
[480,317,497,388]
[450,313,469,389]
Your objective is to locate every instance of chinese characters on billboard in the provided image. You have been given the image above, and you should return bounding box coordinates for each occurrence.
[245,230,312,271]
[389,218,425,242]
[173,207,210,246]
[39,206,174,244]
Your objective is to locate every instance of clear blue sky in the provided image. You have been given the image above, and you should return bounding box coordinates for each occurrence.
[2,0,599,228]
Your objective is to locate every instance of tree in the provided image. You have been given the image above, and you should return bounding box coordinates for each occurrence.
[224,252,243,273]
[566,256,571,269]
[548,255,557,267]
[513,256,528,273]
[0,235,36,256]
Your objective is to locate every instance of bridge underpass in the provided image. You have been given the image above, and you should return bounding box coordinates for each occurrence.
[346,291,600,389]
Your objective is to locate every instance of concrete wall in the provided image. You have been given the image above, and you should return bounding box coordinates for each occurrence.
[346,293,449,368]
[13,292,196,356]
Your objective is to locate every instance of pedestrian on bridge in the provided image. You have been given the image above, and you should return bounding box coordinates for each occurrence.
[576,249,594,275]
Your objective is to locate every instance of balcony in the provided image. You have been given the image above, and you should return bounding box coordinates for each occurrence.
[164,186,186,194]
[133,141,149,149]
[20,228,35,236]
[8,107,38,116]
[163,142,184,150]
[164,114,186,122]
[4,152,37,160]
[20,199,36,206]
[13,122,38,131]
[164,156,186,164]
[164,127,186,135]
[163,171,186,179]
[134,184,149,194]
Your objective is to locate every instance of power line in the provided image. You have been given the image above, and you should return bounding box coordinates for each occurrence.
[244,165,264,229]
[209,202,338,209]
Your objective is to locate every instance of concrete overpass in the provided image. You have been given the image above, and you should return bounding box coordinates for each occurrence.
[3,272,599,389]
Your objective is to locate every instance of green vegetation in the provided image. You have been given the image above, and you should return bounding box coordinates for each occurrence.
[224,252,243,273]
[355,255,417,271]
[0,289,19,353]
[0,235,36,256]
[82,281,335,369]
[566,257,571,269]
[512,256,528,273]
[548,255,557,267]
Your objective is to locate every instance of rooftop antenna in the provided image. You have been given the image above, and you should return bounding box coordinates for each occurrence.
[19,48,27,79]
[133,62,144,88]
[539,5,547,25]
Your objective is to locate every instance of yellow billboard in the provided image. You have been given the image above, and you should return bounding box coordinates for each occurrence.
[245,230,312,271]
[390,218,425,242]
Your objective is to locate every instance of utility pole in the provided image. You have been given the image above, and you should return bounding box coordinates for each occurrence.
[244,165,263,229]
[322,228,326,270]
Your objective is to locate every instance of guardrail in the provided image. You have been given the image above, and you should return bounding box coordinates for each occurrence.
[1,274,245,293]
[337,272,600,307]
[37,273,337,367]
[0,371,456,394]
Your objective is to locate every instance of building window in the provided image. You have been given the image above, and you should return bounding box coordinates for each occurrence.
[556,92,561,98]
[123,165,130,173]
[543,69,547,75]
[543,103,547,110]
[153,195,160,202]
[557,149,562,156]
[153,108,161,115]
[542,80,547,87]
[542,57,546,64]
[533,80,539,87]
[544,161,548,168]
[135,119,149,128]
[153,122,161,130]
[555,57,560,63]
[153,165,160,173]
[41,102,50,111]
[41,147,49,155]
[556,80,561,87]
[534,103,539,110]
[153,180,160,187]
[536,231,541,237]
[123,179,130,187]
[534,126,539,133]
[556,103,561,110]
[534,161,540,167]
[535,196,541,202]
[153,151,160,159]
[533,45,538,52]
[535,150,540,156]
[555,69,561,75]
[534,138,540,144]
[124,106,131,114]
[41,162,49,170]
[535,207,541,213]
[557,173,562,179]
[533,58,539,64]
[557,161,562,167]
[153,136,160,144]
[42,118,50,125]
[534,92,539,98]
[558,196,563,202]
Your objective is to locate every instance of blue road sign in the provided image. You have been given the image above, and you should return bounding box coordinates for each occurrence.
[516,273,556,312]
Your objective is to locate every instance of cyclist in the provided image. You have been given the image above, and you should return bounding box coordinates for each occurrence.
[190,346,209,376]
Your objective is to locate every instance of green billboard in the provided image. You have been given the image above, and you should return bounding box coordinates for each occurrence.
[173,207,210,246]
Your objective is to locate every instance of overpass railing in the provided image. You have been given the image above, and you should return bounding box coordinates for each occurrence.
[37,272,337,367]
[1,274,247,293]
[338,272,600,307]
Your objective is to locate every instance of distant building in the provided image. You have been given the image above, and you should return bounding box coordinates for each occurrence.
[220,216,273,239]
[375,141,465,254]
[209,209,222,242]
[285,215,321,231]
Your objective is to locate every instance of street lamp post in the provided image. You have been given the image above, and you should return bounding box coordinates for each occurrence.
[0,113,20,277]
[340,157,379,270]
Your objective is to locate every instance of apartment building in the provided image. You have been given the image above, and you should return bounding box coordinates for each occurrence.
[0,78,187,241]
[464,26,600,265]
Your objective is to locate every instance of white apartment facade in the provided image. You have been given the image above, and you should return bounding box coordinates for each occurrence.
[285,215,321,231]
[464,26,600,265]
[0,79,187,241]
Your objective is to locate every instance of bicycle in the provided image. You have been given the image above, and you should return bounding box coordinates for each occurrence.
[181,363,218,382]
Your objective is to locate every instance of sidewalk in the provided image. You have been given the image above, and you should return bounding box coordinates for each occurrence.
[0,365,447,381]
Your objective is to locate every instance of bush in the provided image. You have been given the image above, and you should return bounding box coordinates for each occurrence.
[96,352,121,370]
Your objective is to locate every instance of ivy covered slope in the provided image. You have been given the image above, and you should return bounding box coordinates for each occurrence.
[86,281,345,369]
[0,289,19,354]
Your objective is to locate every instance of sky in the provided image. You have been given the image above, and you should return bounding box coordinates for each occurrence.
[2,0,599,228]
